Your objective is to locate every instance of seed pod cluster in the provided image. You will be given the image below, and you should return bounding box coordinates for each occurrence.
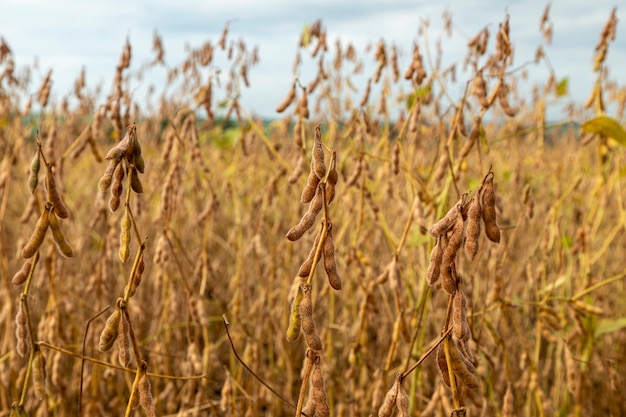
[288,126,329,241]
[299,284,322,351]
[473,71,489,108]
[426,169,501,289]
[404,44,427,84]
[98,124,144,212]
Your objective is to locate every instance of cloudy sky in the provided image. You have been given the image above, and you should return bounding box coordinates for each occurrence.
[1,0,624,119]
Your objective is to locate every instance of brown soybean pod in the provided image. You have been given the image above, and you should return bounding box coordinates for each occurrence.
[45,166,69,219]
[428,204,460,237]
[452,289,469,341]
[482,174,501,243]
[298,230,322,277]
[441,211,464,294]
[21,208,50,259]
[118,313,131,367]
[448,339,480,389]
[11,259,33,285]
[119,209,132,263]
[323,226,342,290]
[426,237,444,285]
[300,284,323,351]
[464,196,482,260]
[300,169,320,204]
[98,308,121,352]
[286,284,304,342]
[286,186,323,241]
[436,343,451,387]
[275,82,296,113]
[311,125,326,180]
[325,152,338,205]
[28,151,41,194]
[48,210,74,258]
[130,167,144,194]
[99,159,120,192]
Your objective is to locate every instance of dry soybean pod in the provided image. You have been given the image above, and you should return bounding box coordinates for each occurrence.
[436,343,451,387]
[11,259,33,285]
[109,162,125,212]
[48,209,74,258]
[118,312,131,367]
[311,357,330,417]
[395,379,410,417]
[464,195,482,260]
[325,151,338,205]
[98,306,121,352]
[130,167,144,194]
[452,288,469,341]
[287,185,324,241]
[311,125,326,180]
[119,208,132,263]
[299,284,323,351]
[32,348,47,400]
[429,203,460,237]
[426,236,444,286]
[21,206,50,259]
[441,209,464,294]
[378,373,401,417]
[482,171,501,243]
[286,284,304,342]
[323,224,342,290]
[276,82,296,113]
[45,165,69,218]
[28,150,41,194]
[447,338,480,390]
[99,158,120,192]
[125,253,145,298]
[298,229,322,277]
[300,168,320,204]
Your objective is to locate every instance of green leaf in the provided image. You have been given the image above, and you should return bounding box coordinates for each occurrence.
[406,85,432,110]
[581,116,626,146]
[556,77,568,97]
[595,317,626,337]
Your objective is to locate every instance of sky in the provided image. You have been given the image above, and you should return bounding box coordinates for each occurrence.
[1,0,624,119]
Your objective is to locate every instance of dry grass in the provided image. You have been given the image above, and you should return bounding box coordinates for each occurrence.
[1,7,626,417]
